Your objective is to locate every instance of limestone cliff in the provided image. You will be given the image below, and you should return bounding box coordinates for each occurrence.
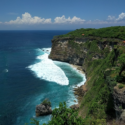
[49,38,85,65]
[49,37,119,73]
[49,36,125,123]
[113,84,125,121]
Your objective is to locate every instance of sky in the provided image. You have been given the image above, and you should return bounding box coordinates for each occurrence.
[0,0,125,30]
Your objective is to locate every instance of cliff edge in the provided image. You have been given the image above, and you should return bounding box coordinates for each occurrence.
[49,26,125,124]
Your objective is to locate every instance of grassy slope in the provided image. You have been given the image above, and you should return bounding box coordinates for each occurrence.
[26,26,125,125]
[54,26,125,124]
[68,38,117,121]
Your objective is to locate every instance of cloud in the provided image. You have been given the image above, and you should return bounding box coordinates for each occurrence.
[86,20,109,24]
[107,12,125,22]
[5,12,52,24]
[107,15,116,20]
[116,12,125,21]
[54,15,85,24]
[8,12,18,15]
[3,12,125,27]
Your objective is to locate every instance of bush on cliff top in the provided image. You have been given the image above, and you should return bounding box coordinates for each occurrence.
[55,26,125,40]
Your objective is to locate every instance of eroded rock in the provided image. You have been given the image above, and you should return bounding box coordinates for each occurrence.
[70,104,79,110]
[113,84,125,122]
[35,99,52,116]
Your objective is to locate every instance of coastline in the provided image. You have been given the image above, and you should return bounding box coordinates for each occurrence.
[70,64,87,105]
[70,64,85,75]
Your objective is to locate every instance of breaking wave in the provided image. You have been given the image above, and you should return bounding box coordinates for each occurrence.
[27,48,69,85]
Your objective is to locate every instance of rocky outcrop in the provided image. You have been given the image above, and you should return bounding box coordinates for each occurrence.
[49,37,118,66]
[35,99,52,116]
[97,41,118,51]
[92,54,104,60]
[113,84,125,122]
[49,38,88,66]
[70,104,79,110]
[49,36,124,124]
[74,84,87,103]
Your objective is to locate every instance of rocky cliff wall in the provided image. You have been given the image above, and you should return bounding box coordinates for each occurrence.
[49,37,125,123]
[113,84,125,121]
[49,39,85,66]
[49,37,118,70]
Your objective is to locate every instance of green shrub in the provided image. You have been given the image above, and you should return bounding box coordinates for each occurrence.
[55,26,125,40]
[118,84,124,89]
[119,106,122,109]
[116,75,124,82]
[25,118,39,125]
[26,102,84,125]
[41,99,51,106]
[43,102,84,125]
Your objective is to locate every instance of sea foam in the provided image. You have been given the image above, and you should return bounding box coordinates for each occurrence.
[27,48,69,85]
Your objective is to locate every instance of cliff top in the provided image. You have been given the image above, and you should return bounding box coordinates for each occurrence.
[53,26,125,41]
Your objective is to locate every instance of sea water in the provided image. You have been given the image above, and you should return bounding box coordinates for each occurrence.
[0,31,86,125]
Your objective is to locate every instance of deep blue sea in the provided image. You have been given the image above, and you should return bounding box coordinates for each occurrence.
[0,30,86,125]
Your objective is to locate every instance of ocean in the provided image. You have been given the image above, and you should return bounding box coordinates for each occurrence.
[0,30,86,125]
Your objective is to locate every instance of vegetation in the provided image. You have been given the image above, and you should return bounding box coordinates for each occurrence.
[26,102,107,125]
[54,26,125,40]
[41,99,51,107]
[26,26,125,125]
[118,84,124,89]
[43,102,84,125]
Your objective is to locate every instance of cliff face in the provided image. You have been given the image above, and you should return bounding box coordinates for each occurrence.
[49,39,85,66]
[49,37,125,123]
[113,84,125,121]
[49,37,118,72]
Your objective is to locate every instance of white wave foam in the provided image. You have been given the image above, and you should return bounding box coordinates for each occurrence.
[69,65,86,88]
[27,48,69,85]
[41,48,51,54]
[3,69,8,73]
[53,61,86,106]
[73,75,86,88]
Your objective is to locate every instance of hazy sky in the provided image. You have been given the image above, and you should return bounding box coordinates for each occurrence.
[0,0,125,30]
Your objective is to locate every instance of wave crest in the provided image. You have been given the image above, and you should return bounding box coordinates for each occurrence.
[27,48,69,85]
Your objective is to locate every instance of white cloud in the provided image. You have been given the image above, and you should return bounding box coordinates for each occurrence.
[107,12,125,22]
[116,12,125,21]
[54,15,85,24]
[85,19,109,24]
[8,12,18,15]
[5,12,52,24]
[107,15,116,20]
[3,12,125,27]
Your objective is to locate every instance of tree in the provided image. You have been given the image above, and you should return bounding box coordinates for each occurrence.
[118,54,125,76]
[26,102,84,125]
[43,102,84,125]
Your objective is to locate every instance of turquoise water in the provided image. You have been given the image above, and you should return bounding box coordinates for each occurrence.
[27,48,86,124]
[0,31,86,125]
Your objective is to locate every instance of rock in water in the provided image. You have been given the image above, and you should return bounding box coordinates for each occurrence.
[35,99,52,116]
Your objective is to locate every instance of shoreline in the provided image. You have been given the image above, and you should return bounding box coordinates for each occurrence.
[70,64,85,75]
[69,64,87,105]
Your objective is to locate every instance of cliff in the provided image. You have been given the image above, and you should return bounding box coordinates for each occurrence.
[49,27,125,124]
[49,37,119,73]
